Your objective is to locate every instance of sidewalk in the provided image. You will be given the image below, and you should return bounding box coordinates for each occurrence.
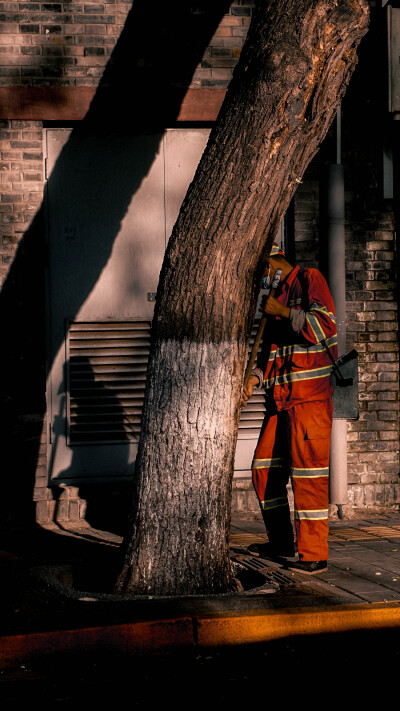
[2,509,400,669]
[231,509,400,604]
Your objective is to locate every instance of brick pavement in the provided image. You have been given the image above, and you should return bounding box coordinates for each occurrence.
[230,510,400,603]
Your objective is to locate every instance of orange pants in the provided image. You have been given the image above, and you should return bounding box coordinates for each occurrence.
[252,399,332,561]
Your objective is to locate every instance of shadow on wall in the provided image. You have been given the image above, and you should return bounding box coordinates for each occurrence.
[0,0,231,529]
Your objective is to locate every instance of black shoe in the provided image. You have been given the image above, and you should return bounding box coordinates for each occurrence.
[287,560,328,575]
[247,542,295,559]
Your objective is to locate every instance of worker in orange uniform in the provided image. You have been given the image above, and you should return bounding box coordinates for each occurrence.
[241,242,337,575]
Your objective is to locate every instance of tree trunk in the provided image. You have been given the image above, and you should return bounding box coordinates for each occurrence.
[116,0,369,596]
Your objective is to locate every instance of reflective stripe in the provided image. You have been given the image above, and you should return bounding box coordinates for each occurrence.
[267,335,338,362]
[263,365,332,389]
[295,509,329,521]
[270,242,285,256]
[307,303,336,342]
[292,467,329,478]
[252,457,285,470]
[306,312,326,342]
[262,497,289,512]
[310,303,336,324]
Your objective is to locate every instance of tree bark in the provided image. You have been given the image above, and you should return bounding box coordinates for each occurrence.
[116,0,369,596]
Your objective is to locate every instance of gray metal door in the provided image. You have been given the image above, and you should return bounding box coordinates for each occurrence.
[45,128,265,484]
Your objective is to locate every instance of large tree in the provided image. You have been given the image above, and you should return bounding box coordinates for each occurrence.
[116,0,369,596]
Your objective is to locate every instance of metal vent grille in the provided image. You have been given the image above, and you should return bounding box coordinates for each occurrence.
[237,320,266,439]
[66,319,265,446]
[67,321,151,445]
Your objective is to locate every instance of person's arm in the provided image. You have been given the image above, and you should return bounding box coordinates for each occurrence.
[262,294,290,319]
[261,270,336,344]
[261,291,305,332]
[263,293,306,334]
[294,270,337,344]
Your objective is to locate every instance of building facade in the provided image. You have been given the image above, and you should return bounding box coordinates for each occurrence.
[0,1,398,529]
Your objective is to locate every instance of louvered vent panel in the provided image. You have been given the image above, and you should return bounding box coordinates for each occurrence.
[237,319,266,439]
[67,319,265,445]
[67,321,151,445]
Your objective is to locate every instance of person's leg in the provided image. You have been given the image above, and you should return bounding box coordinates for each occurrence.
[251,409,294,554]
[288,399,332,563]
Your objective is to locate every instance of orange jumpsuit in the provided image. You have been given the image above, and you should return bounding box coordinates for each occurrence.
[252,266,337,561]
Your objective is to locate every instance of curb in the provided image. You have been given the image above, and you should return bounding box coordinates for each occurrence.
[195,602,400,646]
[2,602,400,667]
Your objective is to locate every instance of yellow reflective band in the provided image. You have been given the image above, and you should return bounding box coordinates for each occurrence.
[306,312,326,342]
[292,467,329,479]
[252,457,285,470]
[263,365,332,389]
[268,335,337,362]
[295,509,329,521]
[262,497,289,512]
[310,304,337,325]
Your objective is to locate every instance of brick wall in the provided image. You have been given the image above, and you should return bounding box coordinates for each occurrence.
[340,2,399,511]
[293,1,400,512]
[0,117,46,525]
[346,224,399,509]
[294,170,399,512]
[0,119,43,264]
[0,1,253,88]
[191,2,251,88]
[343,73,399,509]
[0,1,131,87]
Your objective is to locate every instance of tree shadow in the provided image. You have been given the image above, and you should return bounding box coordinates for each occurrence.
[0,1,231,531]
[54,356,132,534]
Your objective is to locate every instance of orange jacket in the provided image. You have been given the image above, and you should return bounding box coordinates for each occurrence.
[257,265,338,410]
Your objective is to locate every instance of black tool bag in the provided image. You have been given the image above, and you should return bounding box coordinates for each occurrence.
[328,348,359,420]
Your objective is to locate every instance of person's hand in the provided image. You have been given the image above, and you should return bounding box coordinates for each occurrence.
[240,375,259,409]
[260,294,290,318]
